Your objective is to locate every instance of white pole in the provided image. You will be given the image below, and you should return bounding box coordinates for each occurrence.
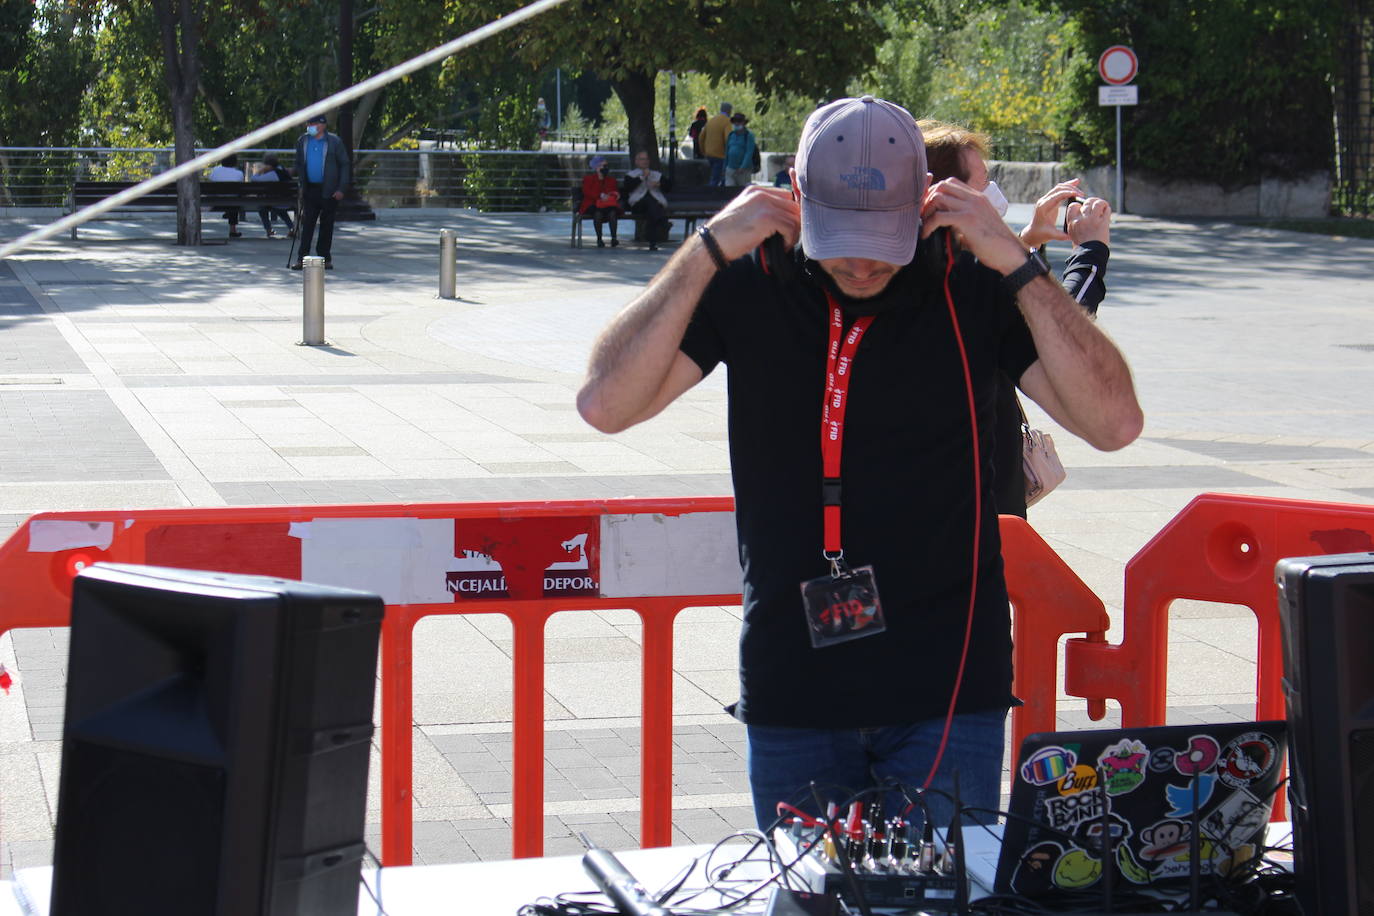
[1115,104,1124,213]
[555,68,562,133]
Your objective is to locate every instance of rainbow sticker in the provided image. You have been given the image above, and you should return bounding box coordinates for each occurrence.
[1022,746,1077,786]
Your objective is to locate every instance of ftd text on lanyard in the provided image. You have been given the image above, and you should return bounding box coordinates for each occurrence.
[820,294,874,574]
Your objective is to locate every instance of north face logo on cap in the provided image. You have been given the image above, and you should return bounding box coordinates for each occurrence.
[839,166,886,191]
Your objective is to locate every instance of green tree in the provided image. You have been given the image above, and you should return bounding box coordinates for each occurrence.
[1045,0,1339,184]
[394,0,892,168]
[861,1,1070,146]
[0,0,97,205]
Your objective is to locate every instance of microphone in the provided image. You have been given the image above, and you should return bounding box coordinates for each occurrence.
[579,833,671,916]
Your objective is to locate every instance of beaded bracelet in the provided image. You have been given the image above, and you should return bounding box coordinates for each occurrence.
[696,225,729,271]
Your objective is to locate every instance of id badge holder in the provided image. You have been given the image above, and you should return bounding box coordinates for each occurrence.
[800,557,885,649]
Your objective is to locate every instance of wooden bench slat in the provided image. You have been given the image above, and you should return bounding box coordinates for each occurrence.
[67,179,299,238]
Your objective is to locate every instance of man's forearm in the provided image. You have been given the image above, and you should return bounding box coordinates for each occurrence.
[577,234,718,432]
[1017,274,1142,450]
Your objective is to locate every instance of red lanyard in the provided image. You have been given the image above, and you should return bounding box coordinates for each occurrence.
[820,293,874,559]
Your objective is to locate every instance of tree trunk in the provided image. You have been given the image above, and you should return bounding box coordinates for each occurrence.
[353,87,385,150]
[153,0,202,246]
[611,70,658,168]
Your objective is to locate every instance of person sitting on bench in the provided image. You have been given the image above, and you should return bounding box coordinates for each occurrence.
[623,150,671,251]
[580,155,622,248]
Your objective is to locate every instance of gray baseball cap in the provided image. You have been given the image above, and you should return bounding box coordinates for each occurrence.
[795,95,927,265]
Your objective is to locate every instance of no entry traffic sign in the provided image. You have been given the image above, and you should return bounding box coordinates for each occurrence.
[1098,45,1138,85]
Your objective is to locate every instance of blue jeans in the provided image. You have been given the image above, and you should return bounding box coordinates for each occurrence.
[745,708,1007,833]
[707,156,725,186]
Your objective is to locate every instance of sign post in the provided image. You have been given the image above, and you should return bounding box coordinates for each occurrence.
[1097,45,1139,213]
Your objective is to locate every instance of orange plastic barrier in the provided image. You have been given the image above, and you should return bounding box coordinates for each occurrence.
[0,502,1108,865]
[999,515,1111,752]
[1066,492,1374,728]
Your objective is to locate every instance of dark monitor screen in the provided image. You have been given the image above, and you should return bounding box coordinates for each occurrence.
[51,563,384,916]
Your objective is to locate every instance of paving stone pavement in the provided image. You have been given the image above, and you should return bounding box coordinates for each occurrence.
[0,206,1372,875]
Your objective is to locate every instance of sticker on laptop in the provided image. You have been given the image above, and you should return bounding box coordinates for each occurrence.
[1097,738,1148,796]
[1021,745,1077,786]
[1217,732,1279,788]
[1200,788,1270,847]
[1057,763,1100,797]
[1011,841,1064,895]
[1173,735,1221,776]
[1164,771,1218,816]
[1041,784,1105,830]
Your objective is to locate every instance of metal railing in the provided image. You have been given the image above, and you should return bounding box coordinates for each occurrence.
[0,146,711,213]
[1,137,1068,214]
[0,146,605,212]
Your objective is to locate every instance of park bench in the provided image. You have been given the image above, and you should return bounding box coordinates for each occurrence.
[570,184,746,248]
[67,180,298,239]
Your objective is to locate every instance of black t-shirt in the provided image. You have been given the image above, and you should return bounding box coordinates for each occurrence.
[679,244,1038,728]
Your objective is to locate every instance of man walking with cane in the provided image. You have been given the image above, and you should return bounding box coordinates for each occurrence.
[290,114,350,270]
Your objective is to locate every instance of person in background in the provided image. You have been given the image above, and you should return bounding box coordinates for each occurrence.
[623,150,670,251]
[700,102,733,186]
[772,154,796,189]
[208,154,244,237]
[579,155,622,248]
[723,112,757,187]
[688,107,709,159]
[535,97,551,140]
[290,113,350,270]
[920,118,1112,518]
[251,155,295,239]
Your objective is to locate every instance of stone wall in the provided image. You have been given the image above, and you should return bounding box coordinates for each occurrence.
[989,161,1331,218]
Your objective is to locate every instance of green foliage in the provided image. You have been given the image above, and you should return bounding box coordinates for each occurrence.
[862,1,1069,145]
[594,72,822,152]
[391,0,892,157]
[1045,0,1339,183]
[0,0,97,147]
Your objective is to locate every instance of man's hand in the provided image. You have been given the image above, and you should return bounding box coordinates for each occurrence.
[1066,197,1111,246]
[1018,179,1082,249]
[705,186,800,260]
[919,177,1026,275]
[331,190,344,201]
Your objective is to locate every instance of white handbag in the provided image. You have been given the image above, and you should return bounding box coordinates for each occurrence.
[1022,424,1066,508]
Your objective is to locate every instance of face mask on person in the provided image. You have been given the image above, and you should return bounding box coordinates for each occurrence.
[732,123,744,132]
[984,179,1010,217]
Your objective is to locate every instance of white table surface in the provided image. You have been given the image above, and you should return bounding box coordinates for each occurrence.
[11,824,1294,915]
[13,843,773,916]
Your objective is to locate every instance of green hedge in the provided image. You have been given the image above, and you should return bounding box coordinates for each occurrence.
[1048,0,1339,186]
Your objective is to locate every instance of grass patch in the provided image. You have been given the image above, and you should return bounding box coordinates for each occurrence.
[1238,217,1374,239]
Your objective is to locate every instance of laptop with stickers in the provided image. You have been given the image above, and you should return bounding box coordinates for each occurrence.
[993,721,1288,900]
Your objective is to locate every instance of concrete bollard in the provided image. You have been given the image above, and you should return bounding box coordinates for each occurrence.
[299,256,326,346]
[439,229,457,299]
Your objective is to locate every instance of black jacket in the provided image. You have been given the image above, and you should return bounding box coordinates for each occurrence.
[293,131,350,197]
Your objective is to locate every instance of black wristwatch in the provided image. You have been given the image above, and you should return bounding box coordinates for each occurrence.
[1002,249,1050,297]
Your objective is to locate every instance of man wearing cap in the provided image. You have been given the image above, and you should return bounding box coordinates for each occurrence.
[291,114,350,270]
[577,96,1142,830]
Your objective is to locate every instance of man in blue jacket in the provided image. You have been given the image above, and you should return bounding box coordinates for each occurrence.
[291,114,351,270]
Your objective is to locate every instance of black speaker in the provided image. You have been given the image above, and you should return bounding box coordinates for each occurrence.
[51,563,384,916]
[1277,552,1374,916]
